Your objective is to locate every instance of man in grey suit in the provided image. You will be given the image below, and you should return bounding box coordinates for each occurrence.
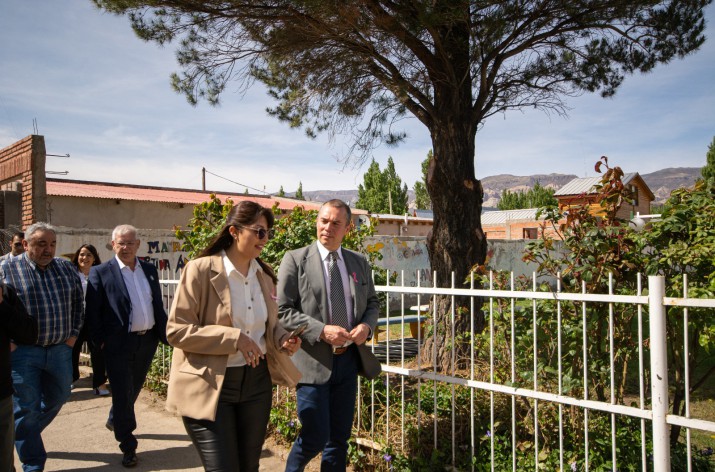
[279,199,380,472]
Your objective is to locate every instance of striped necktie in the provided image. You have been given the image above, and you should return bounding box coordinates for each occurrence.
[329,251,350,329]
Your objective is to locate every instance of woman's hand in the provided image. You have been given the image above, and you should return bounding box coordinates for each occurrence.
[236,332,264,368]
[280,336,302,356]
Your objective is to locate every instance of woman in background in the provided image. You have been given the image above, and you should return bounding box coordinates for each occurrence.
[71,244,109,395]
[166,201,301,472]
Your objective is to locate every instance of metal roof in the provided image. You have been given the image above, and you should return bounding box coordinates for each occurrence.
[554,173,637,196]
[480,208,541,225]
[46,178,367,214]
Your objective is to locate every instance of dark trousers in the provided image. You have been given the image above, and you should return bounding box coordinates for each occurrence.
[183,363,272,472]
[0,395,14,472]
[71,324,107,388]
[103,330,158,453]
[285,345,358,472]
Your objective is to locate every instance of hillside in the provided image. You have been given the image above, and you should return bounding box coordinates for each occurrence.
[293,167,701,210]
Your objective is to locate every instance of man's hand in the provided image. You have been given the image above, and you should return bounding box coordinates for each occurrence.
[349,323,370,346]
[10,342,16,352]
[320,325,351,346]
[65,336,77,348]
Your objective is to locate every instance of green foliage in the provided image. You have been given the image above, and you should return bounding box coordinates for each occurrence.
[356,157,408,215]
[268,394,300,444]
[277,185,285,197]
[413,151,431,210]
[701,136,715,183]
[294,182,304,201]
[174,194,234,259]
[522,156,715,446]
[144,345,171,397]
[497,181,557,210]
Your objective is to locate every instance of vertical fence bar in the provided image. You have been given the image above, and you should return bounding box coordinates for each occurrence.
[416,270,423,449]
[683,274,691,471]
[451,271,456,467]
[557,274,564,472]
[582,280,589,471]
[385,271,391,445]
[609,273,617,471]
[648,275,671,472]
[470,271,476,472]
[489,272,495,471]
[400,271,406,453]
[532,273,539,471]
[637,274,647,469]
[433,271,438,450]
[510,272,516,472]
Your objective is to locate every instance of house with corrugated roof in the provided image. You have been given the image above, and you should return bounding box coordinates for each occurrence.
[0,135,365,270]
[553,173,654,220]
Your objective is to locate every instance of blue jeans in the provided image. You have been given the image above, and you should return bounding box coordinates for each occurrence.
[285,346,358,472]
[11,344,73,472]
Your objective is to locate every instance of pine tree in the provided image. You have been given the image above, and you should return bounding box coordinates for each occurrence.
[295,182,305,200]
[413,151,432,210]
[277,186,285,197]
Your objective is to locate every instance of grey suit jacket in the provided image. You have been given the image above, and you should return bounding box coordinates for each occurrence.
[277,242,380,384]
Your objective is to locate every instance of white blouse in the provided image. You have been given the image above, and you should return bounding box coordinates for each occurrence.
[222,251,268,367]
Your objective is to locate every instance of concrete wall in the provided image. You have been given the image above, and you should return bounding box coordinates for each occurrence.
[47,196,194,230]
[54,226,189,277]
[364,235,556,307]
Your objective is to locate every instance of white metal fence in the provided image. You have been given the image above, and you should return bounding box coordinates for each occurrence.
[157,271,715,471]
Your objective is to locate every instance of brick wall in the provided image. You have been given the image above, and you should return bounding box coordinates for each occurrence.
[0,135,47,228]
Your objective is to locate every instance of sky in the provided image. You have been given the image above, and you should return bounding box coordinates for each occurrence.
[1,1,714,195]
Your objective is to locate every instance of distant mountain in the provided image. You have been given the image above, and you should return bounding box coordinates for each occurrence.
[640,167,701,206]
[480,173,578,211]
[289,167,701,211]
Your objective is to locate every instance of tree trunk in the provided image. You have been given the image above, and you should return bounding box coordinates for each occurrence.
[420,10,487,371]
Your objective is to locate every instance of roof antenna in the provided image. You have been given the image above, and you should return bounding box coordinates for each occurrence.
[32,118,38,135]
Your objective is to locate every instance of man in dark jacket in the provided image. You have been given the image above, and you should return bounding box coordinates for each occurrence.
[0,282,38,471]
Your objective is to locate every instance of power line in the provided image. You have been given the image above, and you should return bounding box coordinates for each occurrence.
[202,168,270,195]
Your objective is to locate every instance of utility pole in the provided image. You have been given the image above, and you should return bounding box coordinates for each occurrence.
[202,167,206,191]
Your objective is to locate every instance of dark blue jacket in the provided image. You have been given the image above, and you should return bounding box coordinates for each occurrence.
[85,258,168,348]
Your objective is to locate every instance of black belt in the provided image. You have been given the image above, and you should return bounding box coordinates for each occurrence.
[333,346,348,355]
[131,330,148,336]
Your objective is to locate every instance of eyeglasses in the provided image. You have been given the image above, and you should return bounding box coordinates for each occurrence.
[238,226,274,240]
[12,243,23,247]
[114,241,137,248]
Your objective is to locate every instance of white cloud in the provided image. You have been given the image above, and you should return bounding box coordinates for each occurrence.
[2,1,714,193]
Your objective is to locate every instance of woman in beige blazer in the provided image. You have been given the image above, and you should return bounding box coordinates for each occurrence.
[166,201,302,472]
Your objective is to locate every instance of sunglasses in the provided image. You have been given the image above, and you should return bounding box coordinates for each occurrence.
[238,226,274,240]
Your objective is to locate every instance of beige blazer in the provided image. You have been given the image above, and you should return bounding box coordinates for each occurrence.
[165,254,301,421]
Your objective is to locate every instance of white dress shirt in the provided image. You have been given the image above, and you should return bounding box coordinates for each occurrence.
[222,252,268,367]
[116,255,155,333]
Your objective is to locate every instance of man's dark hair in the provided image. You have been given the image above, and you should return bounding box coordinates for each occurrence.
[321,199,352,223]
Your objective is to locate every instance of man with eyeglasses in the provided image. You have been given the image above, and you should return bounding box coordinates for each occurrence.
[85,224,168,468]
[0,232,25,261]
[0,223,83,472]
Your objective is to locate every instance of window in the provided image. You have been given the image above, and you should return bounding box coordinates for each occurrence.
[523,228,538,239]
